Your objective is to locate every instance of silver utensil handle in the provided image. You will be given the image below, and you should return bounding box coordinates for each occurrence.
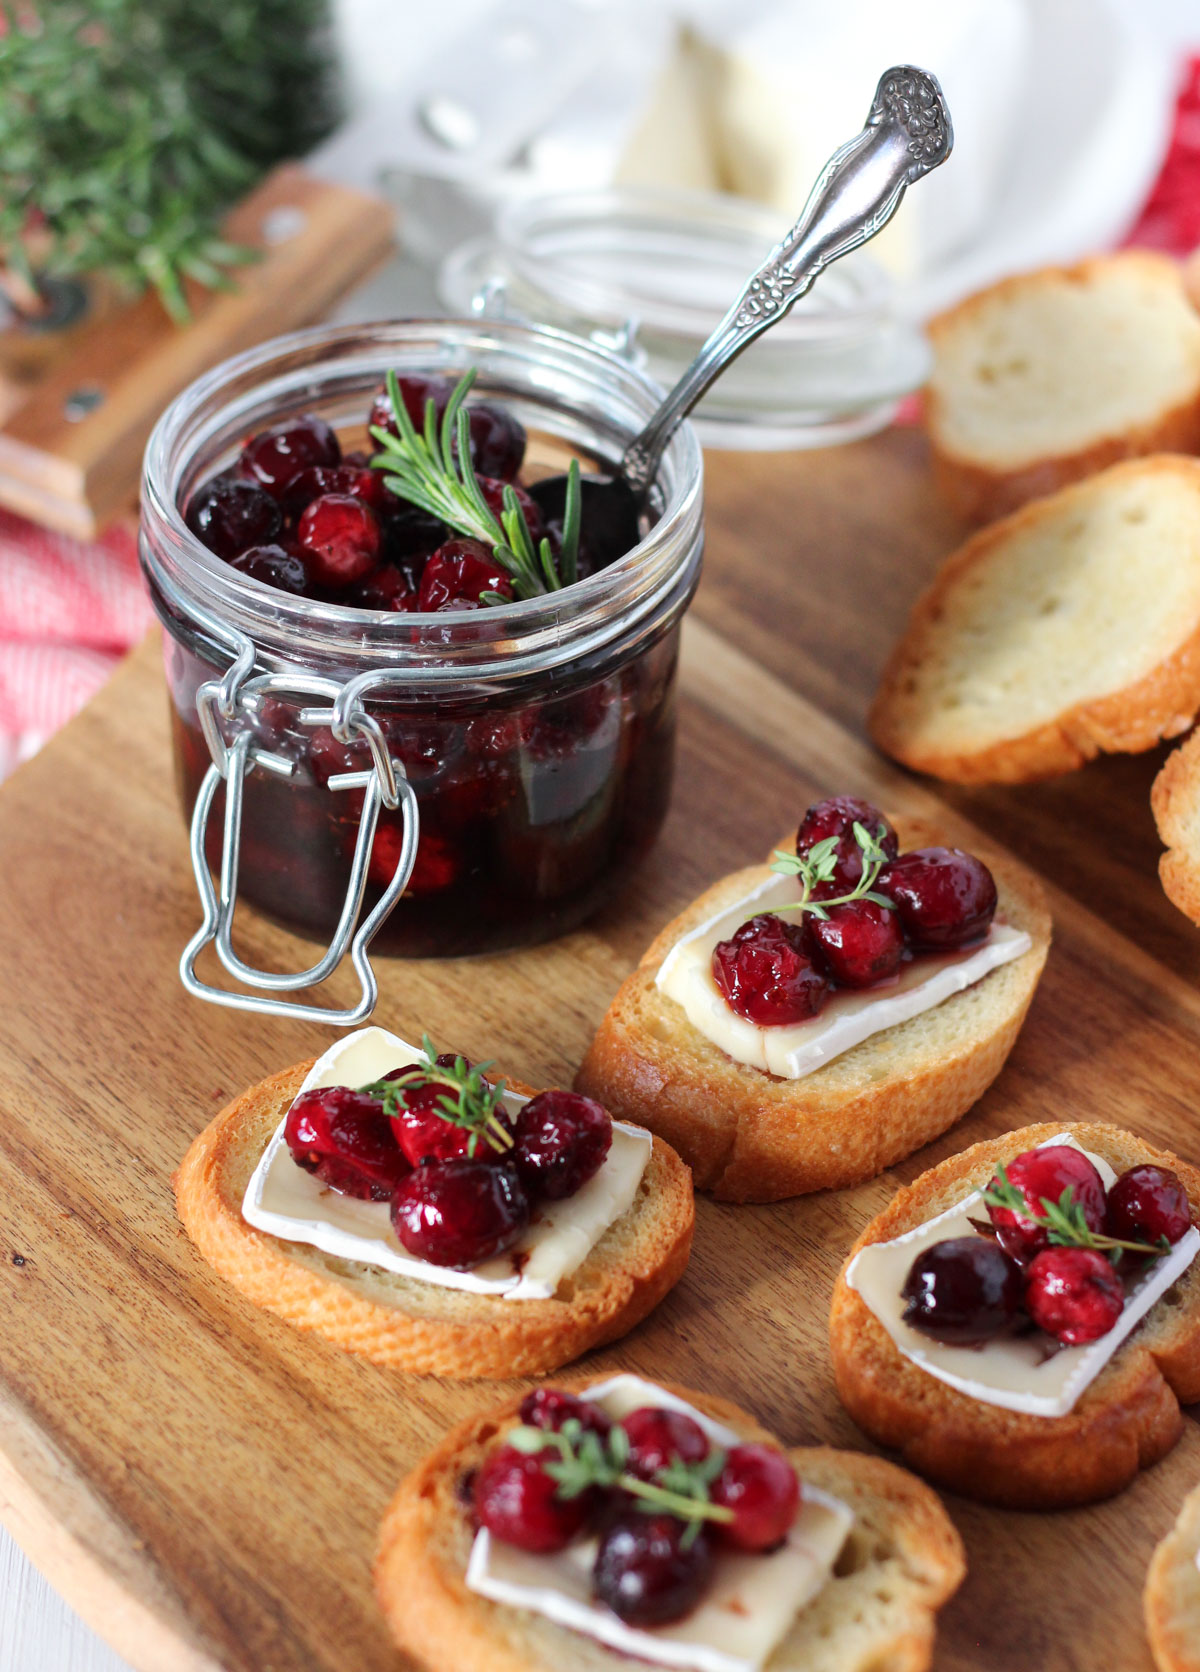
[621,65,952,495]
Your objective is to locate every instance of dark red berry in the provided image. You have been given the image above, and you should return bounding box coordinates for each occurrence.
[386,1070,492,1168]
[418,539,514,611]
[369,373,454,440]
[382,502,447,560]
[593,1515,713,1626]
[284,1086,410,1200]
[795,796,899,900]
[477,476,542,539]
[877,847,997,951]
[519,1388,612,1439]
[711,913,830,1026]
[1107,1165,1192,1248]
[282,461,390,518]
[473,1445,589,1554]
[390,1157,529,1268]
[985,1145,1107,1263]
[711,1444,800,1551]
[465,399,526,481]
[240,413,340,497]
[1025,1247,1124,1345]
[511,1090,612,1200]
[345,563,418,611]
[621,1406,709,1478]
[186,475,281,559]
[228,543,310,594]
[367,822,460,894]
[805,898,905,988]
[297,494,382,586]
[901,1236,1025,1344]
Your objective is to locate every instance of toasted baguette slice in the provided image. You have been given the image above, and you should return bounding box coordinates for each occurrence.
[174,1061,694,1379]
[926,252,1200,524]
[375,1378,965,1672]
[830,1121,1200,1510]
[1152,726,1200,926]
[574,819,1050,1203]
[870,457,1200,783]
[1146,1481,1200,1672]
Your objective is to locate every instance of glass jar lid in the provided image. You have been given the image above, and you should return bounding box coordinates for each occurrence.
[439,185,930,449]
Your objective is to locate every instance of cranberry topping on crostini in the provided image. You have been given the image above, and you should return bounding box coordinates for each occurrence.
[1024,1247,1125,1345]
[474,1445,592,1553]
[900,1236,1025,1345]
[594,1516,714,1626]
[712,913,830,1025]
[984,1145,1108,1263]
[283,1086,410,1200]
[510,1090,613,1200]
[1106,1164,1193,1248]
[876,847,997,951]
[390,1157,530,1269]
[710,1444,801,1551]
[795,795,899,900]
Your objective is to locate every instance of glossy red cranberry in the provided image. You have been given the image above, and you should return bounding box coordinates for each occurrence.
[369,373,454,439]
[297,494,382,586]
[711,913,830,1026]
[345,563,418,611]
[473,1445,589,1554]
[711,1444,800,1551]
[186,475,281,559]
[519,1388,612,1439]
[985,1145,1108,1263]
[511,1090,612,1200]
[391,1157,529,1267]
[240,413,340,497]
[227,543,310,594]
[1025,1247,1124,1344]
[284,1086,410,1200]
[465,399,526,481]
[805,898,905,988]
[385,1070,495,1168]
[795,796,899,900]
[477,476,542,538]
[593,1515,713,1626]
[621,1406,710,1478]
[901,1236,1025,1344]
[282,461,390,517]
[1107,1165,1192,1247]
[418,539,514,611]
[877,847,997,951]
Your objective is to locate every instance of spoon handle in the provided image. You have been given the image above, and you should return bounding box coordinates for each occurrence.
[621,65,953,496]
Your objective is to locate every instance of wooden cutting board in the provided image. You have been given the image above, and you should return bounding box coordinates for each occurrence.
[2,430,1199,1672]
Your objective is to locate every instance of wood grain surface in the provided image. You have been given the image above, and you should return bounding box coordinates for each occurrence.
[2,431,1200,1671]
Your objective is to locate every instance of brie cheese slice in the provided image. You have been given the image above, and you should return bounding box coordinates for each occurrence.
[655,871,1032,1079]
[466,1374,854,1672]
[241,1027,651,1301]
[846,1134,1200,1418]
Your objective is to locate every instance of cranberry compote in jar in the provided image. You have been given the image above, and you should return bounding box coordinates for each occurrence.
[141,322,703,962]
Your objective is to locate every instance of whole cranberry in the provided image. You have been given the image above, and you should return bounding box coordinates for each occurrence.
[385,1070,501,1168]
[418,539,514,611]
[711,913,830,1026]
[511,1090,612,1201]
[284,1086,410,1200]
[297,494,382,586]
[805,898,905,988]
[477,475,542,539]
[391,1157,529,1268]
[711,1444,800,1551]
[465,399,527,481]
[1025,1247,1124,1345]
[369,373,454,440]
[473,1445,589,1554]
[186,474,281,559]
[382,502,447,560]
[240,413,340,497]
[1107,1165,1192,1248]
[621,1406,710,1479]
[345,563,418,611]
[593,1515,713,1626]
[519,1388,612,1439]
[877,847,997,951]
[901,1236,1025,1344]
[282,461,391,518]
[228,543,310,594]
[985,1145,1108,1263]
[795,796,899,900]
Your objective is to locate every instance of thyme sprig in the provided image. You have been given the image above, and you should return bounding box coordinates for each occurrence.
[507,1418,732,1547]
[982,1165,1170,1261]
[768,821,896,921]
[359,1034,513,1157]
[368,369,581,602]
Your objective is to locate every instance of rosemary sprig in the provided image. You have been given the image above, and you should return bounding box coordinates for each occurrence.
[982,1165,1170,1260]
[360,1034,514,1157]
[369,369,579,603]
[768,821,896,921]
[507,1419,733,1547]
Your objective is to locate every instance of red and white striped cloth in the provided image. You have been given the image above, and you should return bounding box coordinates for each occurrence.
[2,55,1199,780]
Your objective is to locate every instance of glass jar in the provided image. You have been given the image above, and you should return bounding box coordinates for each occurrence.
[140,319,703,1013]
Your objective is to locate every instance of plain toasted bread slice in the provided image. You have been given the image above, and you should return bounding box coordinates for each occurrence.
[174,1061,694,1379]
[926,252,1200,524]
[1146,1481,1200,1672]
[830,1121,1200,1511]
[1152,726,1200,926]
[375,1379,965,1672]
[870,456,1200,784]
[574,819,1050,1203]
